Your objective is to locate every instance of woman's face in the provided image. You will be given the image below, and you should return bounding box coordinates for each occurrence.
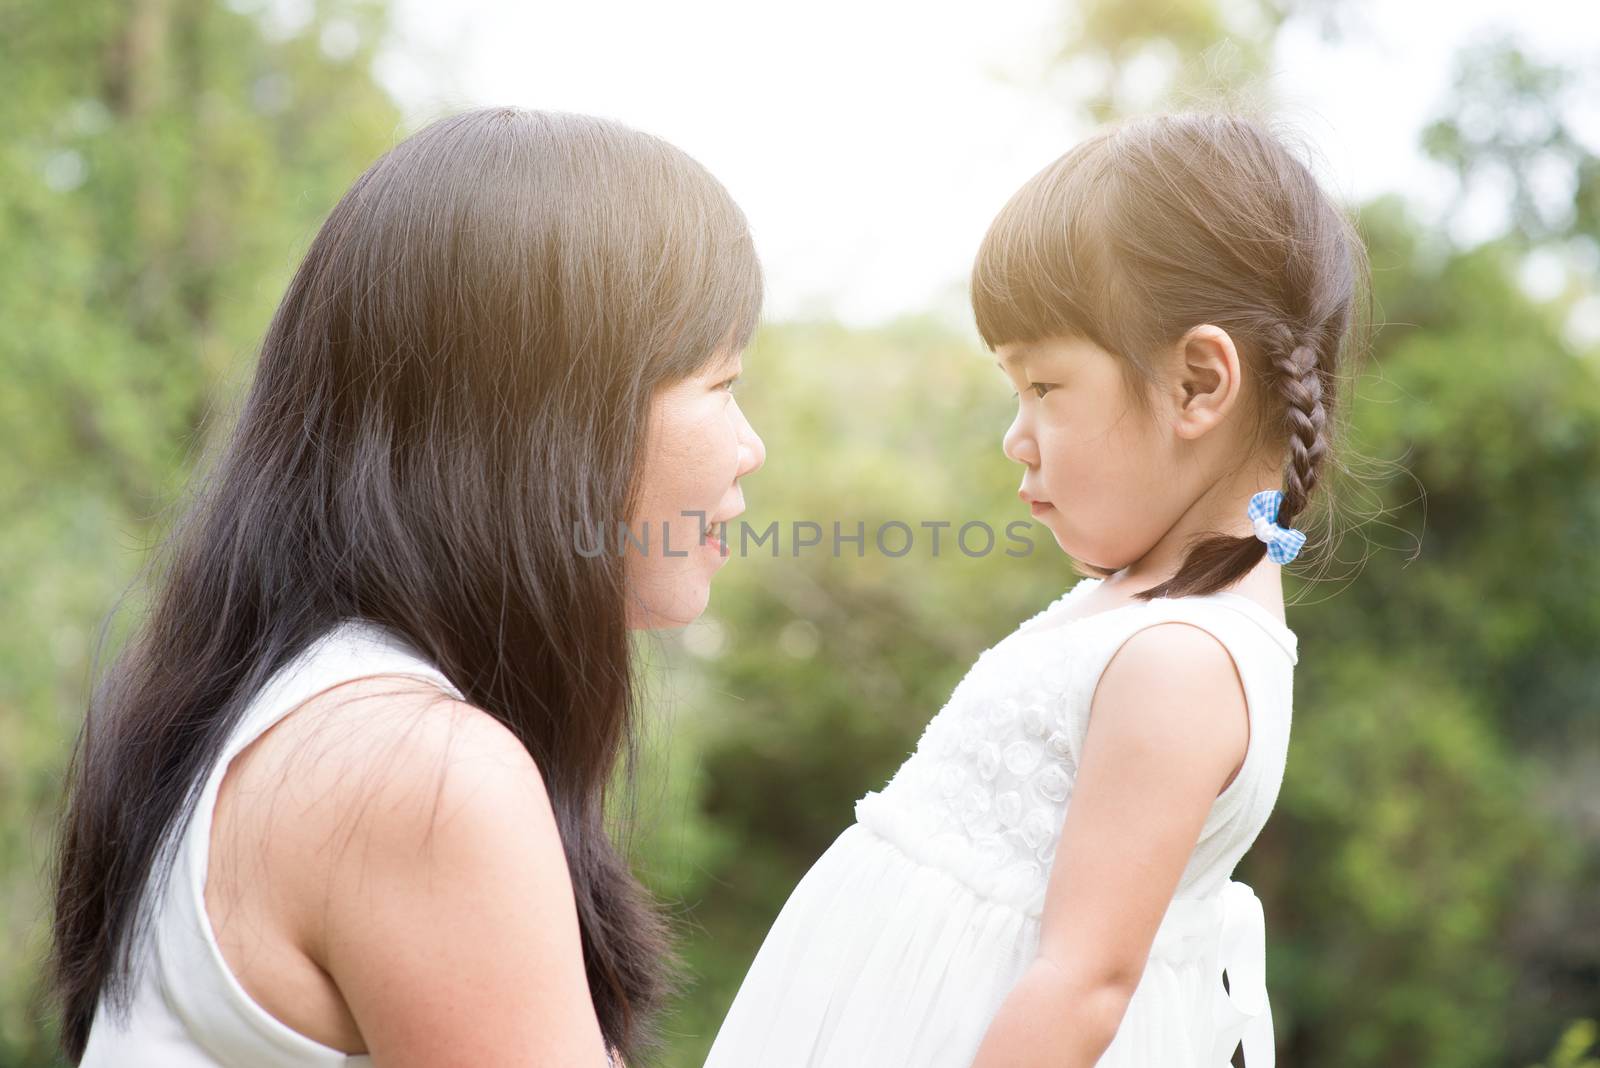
[626,348,765,628]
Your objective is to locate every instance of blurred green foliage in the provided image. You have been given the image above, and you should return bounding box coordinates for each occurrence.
[2,0,1596,1066]
[0,0,401,1061]
[1530,1019,1600,1068]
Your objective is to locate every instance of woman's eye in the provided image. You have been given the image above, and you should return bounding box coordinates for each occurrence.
[1030,382,1056,399]
[718,374,741,393]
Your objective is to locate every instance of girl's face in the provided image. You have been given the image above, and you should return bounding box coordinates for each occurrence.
[996,335,1192,573]
[626,349,765,628]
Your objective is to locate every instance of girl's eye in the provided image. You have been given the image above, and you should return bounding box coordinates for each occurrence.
[1030,382,1056,399]
[718,374,741,393]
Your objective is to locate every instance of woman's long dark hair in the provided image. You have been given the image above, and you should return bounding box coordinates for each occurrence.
[48,106,762,1062]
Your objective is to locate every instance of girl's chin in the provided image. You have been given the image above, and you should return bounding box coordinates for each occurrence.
[1036,518,1070,554]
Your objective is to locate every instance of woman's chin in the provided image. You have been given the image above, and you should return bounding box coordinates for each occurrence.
[627,581,713,631]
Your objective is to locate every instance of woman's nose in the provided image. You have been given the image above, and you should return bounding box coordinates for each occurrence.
[735,403,765,477]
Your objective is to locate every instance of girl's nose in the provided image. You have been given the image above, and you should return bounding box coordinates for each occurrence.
[1003,412,1039,467]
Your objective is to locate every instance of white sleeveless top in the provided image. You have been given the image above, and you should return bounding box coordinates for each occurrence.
[707,577,1296,1068]
[80,619,463,1067]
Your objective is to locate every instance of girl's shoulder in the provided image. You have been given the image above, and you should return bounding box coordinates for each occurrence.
[1019,576,1297,667]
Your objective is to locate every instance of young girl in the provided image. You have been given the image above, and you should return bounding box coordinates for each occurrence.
[705,111,1367,1067]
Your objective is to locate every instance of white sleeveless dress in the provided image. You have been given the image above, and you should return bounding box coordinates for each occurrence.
[704,577,1296,1068]
[80,619,463,1067]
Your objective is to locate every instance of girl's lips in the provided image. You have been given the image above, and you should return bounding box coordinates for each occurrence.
[1029,501,1054,517]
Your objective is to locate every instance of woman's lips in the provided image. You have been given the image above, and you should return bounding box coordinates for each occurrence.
[700,520,730,561]
[1030,501,1054,517]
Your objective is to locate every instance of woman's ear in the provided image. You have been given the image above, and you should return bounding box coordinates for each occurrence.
[1170,324,1242,440]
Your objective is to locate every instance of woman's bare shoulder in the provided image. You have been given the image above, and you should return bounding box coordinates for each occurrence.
[218,674,607,1062]
[209,677,560,1047]
[245,673,558,896]
[215,673,562,956]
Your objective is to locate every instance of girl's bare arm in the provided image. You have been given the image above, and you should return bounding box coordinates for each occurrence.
[970,623,1251,1067]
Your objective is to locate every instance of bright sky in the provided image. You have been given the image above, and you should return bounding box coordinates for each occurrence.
[347,0,1598,329]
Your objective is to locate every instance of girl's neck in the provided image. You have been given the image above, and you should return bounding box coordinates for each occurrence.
[1100,469,1287,609]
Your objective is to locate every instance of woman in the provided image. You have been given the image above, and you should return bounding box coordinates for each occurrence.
[48,106,766,1066]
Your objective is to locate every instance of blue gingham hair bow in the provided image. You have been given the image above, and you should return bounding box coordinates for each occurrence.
[1247,489,1306,564]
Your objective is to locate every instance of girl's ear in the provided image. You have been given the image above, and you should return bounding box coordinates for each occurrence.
[1170,324,1242,440]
